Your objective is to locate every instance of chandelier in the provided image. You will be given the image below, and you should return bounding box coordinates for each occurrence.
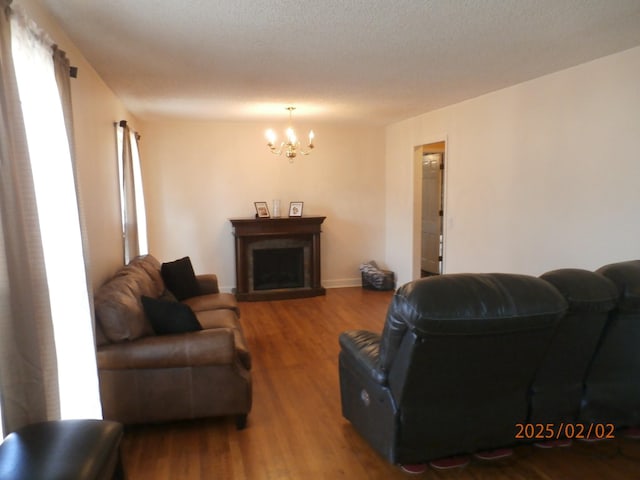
[265,107,314,161]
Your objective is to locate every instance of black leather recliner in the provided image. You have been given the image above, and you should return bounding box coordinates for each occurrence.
[530,268,618,425]
[0,419,124,480]
[580,260,640,428]
[339,273,567,464]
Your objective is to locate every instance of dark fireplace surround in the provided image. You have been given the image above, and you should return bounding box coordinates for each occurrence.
[230,216,326,301]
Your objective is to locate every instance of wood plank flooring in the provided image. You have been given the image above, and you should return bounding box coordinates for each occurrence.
[121,287,640,479]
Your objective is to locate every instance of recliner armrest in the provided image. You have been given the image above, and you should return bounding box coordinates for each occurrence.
[97,328,238,369]
[0,420,123,480]
[339,330,386,384]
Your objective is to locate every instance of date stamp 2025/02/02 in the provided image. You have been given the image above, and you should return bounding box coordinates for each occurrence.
[515,423,615,441]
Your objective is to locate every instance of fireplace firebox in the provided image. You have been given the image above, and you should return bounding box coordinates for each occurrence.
[230,216,326,301]
[253,247,304,290]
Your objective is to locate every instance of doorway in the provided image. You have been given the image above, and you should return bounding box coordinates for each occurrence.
[417,142,445,277]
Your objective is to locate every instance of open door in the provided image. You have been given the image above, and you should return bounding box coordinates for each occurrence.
[420,142,445,276]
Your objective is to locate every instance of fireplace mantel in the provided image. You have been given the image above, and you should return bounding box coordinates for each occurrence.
[230,216,326,301]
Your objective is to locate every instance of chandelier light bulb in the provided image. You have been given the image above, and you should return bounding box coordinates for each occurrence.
[266,106,315,162]
[286,127,297,145]
[266,129,276,146]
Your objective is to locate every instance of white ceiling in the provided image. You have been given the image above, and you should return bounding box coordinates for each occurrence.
[34,0,640,125]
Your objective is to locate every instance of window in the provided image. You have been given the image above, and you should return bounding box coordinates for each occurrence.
[116,122,148,263]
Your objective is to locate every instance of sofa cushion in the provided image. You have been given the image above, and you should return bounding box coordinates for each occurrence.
[94,276,154,342]
[94,318,110,347]
[182,292,240,316]
[597,259,640,311]
[141,295,202,335]
[380,273,567,371]
[127,255,165,297]
[541,268,619,312]
[117,267,157,298]
[196,309,251,369]
[159,289,178,302]
[161,256,201,301]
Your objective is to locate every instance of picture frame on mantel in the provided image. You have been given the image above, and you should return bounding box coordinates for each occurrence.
[254,201,270,218]
[289,201,303,217]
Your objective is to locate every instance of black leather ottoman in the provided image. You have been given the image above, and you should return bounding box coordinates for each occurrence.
[0,419,124,480]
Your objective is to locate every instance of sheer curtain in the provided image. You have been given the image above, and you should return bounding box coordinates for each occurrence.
[0,2,101,435]
[0,0,59,436]
[117,121,148,263]
[52,44,99,395]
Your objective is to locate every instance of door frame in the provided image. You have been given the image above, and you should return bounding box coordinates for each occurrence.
[412,137,448,280]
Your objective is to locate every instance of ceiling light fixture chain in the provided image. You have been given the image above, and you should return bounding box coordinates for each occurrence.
[265,106,314,162]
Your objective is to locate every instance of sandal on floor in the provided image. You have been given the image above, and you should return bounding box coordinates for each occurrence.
[473,448,513,460]
[399,463,427,474]
[428,455,471,470]
[534,439,572,448]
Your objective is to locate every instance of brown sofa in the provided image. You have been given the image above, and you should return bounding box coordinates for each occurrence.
[94,254,251,428]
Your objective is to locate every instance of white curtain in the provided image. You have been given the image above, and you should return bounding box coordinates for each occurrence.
[0,2,101,435]
[0,0,59,436]
[117,121,148,263]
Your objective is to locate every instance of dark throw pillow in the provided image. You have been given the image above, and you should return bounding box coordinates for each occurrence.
[160,256,200,301]
[141,295,202,335]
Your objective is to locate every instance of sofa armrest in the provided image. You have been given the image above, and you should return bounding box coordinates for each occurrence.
[197,274,220,294]
[97,328,238,369]
[339,330,386,384]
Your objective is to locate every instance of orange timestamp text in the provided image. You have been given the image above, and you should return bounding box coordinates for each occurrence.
[515,423,615,440]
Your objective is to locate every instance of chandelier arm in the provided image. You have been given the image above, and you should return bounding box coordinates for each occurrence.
[268,141,287,155]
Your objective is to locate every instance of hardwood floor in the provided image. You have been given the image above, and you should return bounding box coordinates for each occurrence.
[121,287,640,479]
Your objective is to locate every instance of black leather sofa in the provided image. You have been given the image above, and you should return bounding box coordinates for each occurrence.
[338,260,639,466]
[0,419,124,480]
[580,260,640,428]
[530,268,619,425]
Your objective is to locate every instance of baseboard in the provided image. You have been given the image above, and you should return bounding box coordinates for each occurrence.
[323,278,362,289]
[220,278,362,294]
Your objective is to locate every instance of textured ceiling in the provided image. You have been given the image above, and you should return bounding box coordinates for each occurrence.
[34,0,640,124]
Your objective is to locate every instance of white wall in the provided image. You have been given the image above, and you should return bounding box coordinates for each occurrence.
[19,1,640,291]
[138,120,386,291]
[386,46,640,286]
[18,1,387,292]
[18,0,134,288]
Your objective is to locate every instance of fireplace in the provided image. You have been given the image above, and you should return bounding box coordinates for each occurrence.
[253,247,305,290]
[230,216,326,301]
